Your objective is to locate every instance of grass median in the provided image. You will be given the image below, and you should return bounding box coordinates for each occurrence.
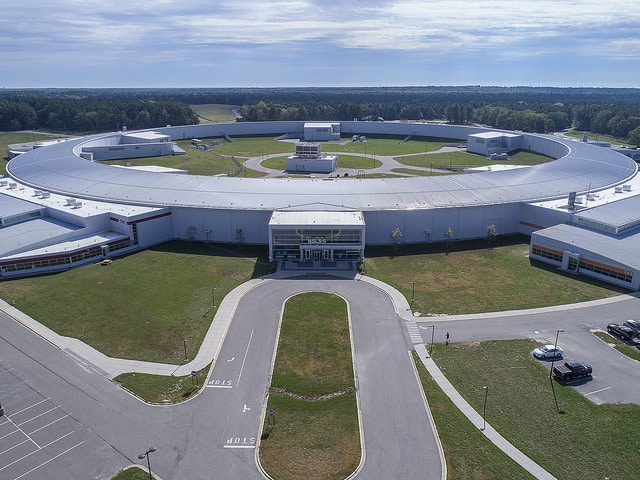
[258,292,360,480]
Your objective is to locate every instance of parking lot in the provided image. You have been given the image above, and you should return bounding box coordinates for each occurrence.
[0,363,115,480]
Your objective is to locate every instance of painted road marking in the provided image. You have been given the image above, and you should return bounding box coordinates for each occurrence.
[584,386,612,396]
[406,322,423,344]
[207,329,255,389]
[223,436,256,449]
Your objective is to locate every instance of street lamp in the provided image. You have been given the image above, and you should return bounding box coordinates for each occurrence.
[429,324,435,356]
[549,329,564,380]
[482,386,488,430]
[212,287,217,308]
[549,329,564,414]
[138,447,156,480]
[410,281,415,308]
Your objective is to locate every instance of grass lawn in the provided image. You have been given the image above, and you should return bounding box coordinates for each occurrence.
[363,237,626,315]
[190,104,239,123]
[0,241,270,363]
[412,350,536,479]
[111,466,155,480]
[259,292,360,480]
[426,339,640,480]
[115,364,209,404]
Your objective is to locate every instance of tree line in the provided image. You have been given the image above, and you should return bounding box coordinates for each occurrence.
[0,95,198,132]
[1,87,639,145]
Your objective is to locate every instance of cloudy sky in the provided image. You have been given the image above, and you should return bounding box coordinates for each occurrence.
[3,0,640,88]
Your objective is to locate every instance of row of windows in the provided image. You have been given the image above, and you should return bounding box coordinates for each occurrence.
[532,246,633,284]
[1,210,42,227]
[531,247,562,263]
[272,229,363,245]
[1,240,132,274]
[579,261,633,283]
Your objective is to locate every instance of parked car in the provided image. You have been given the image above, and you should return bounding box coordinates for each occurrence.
[532,344,564,359]
[553,361,592,382]
[607,323,636,341]
[623,319,640,336]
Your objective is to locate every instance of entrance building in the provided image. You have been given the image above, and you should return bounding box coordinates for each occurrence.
[268,210,365,264]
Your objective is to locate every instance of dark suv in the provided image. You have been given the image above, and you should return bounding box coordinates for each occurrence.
[607,323,637,341]
[623,319,640,336]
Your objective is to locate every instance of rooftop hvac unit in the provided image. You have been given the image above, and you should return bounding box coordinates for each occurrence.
[586,193,596,201]
[41,192,50,199]
[66,198,76,205]
[72,201,83,209]
[623,184,632,191]
[8,182,17,189]
[615,186,623,193]
[0,180,7,186]
[34,190,42,196]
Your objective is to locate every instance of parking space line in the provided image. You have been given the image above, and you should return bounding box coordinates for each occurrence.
[0,430,20,441]
[584,386,612,396]
[28,414,70,435]
[4,416,40,449]
[14,441,85,480]
[11,398,51,416]
[0,439,30,456]
[16,406,59,427]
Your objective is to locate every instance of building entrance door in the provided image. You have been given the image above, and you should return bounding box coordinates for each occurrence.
[313,250,321,261]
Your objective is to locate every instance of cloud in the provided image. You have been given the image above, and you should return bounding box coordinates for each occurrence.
[2,0,640,87]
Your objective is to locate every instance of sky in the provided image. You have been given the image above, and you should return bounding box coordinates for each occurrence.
[3,0,640,89]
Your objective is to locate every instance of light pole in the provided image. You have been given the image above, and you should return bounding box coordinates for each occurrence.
[183,339,188,362]
[549,329,564,380]
[429,324,435,356]
[482,386,488,430]
[138,447,156,480]
[410,281,415,308]
[212,287,217,308]
[549,329,564,414]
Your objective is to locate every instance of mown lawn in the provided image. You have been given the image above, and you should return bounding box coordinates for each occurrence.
[425,339,640,480]
[259,292,360,480]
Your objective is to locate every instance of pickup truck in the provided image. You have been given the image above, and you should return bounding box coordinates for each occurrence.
[552,361,592,381]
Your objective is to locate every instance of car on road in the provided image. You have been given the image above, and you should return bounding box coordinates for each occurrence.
[532,344,564,359]
[623,319,640,336]
[607,323,636,341]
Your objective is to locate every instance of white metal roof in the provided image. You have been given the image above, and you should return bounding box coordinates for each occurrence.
[6,122,637,213]
[270,210,365,226]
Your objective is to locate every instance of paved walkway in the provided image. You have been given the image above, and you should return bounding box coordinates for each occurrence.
[0,269,559,480]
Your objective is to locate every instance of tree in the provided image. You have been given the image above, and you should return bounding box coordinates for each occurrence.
[444,227,454,255]
[486,225,497,245]
[390,227,403,252]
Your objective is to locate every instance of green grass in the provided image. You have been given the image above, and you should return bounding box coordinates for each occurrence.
[259,292,360,480]
[0,241,270,363]
[115,365,209,404]
[563,129,631,146]
[363,237,626,315]
[427,339,640,480]
[190,104,239,123]
[111,466,156,480]
[412,351,536,480]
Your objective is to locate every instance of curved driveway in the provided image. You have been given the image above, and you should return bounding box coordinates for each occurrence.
[0,275,443,480]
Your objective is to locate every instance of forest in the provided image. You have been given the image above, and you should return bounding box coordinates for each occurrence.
[1,86,639,145]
